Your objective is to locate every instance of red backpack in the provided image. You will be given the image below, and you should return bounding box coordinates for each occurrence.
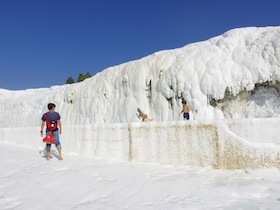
[43,113,57,144]
[45,113,58,131]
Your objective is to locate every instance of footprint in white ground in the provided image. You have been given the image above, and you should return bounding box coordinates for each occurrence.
[72,195,109,209]
[146,171,184,181]
[0,172,15,178]
[88,173,115,183]
[161,193,200,206]
[53,168,72,172]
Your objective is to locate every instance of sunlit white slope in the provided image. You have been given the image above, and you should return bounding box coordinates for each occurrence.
[0,26,279,127]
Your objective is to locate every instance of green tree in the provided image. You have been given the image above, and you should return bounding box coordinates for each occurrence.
[77,72,92,82]
[77,73,86,82]
[66,76,75,84]
[85,72,92,78]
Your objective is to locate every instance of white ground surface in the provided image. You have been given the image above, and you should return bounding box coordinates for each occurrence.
[1,142,280,210]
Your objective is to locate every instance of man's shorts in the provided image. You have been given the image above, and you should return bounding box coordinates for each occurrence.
[46,130,61,149]
[183,112,190,120]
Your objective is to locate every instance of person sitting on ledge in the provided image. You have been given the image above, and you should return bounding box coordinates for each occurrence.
[136,108,153,122]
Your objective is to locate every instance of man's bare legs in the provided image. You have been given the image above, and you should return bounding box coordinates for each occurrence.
[144,118,153,122]
[46,148,51,161]
[57,147,63,160]
[45,147,62,161]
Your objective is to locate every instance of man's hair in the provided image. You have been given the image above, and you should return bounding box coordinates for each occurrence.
[47,103,56,110]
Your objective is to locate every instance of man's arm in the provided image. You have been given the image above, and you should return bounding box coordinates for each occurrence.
[180,107,184,115]
[58,120,62,134]
[40,121,45,137]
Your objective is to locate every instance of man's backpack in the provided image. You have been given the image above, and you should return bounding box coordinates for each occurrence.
[45,113,58,131]
[43,132,55,144]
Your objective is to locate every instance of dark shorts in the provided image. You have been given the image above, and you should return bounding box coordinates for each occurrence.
[183,112,189,120]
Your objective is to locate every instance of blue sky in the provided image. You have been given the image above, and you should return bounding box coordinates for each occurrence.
[0,0,279,90]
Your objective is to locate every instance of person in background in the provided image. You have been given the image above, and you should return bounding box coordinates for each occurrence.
[40,103,63,160]
[180,99,190,120]
[136,108,153,122]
